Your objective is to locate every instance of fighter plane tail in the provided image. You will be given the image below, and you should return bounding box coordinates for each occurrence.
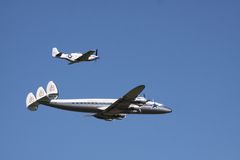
[46,81,58,100]
[26,92,38,111]
[52,47,62,57]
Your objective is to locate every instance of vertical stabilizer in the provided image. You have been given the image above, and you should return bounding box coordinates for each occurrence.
[46,81,59,99]
[52,47,62,57]
[36,86,49,102]
[26,92,38,111]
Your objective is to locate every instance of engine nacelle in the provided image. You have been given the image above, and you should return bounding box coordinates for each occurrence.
[129,104,141,112]
[115,114,127,120]
[134,97,148,104]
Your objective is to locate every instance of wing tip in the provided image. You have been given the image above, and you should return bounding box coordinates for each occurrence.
[137,84,145,90]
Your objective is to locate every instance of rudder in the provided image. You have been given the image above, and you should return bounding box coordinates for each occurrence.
[36,86,49,102]
[52,47,62,57]
[26,92,38,111]
[46,81,59,99]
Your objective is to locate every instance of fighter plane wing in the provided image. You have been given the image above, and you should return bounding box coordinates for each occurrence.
[101,85,145,115]
[76,50,95,61]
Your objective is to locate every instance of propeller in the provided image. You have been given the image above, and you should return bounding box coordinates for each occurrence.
[143,93,150,102]
[143,93,146,98]
[94,49,98,62]
[96,49,98,56]
[138,108,142,113]
[152,99,158,108]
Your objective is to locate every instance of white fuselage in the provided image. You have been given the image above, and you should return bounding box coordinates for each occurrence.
[42,98,172,114]
[60,53,98,62]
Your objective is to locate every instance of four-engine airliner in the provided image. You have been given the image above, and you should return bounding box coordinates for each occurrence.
[26,81,172,121]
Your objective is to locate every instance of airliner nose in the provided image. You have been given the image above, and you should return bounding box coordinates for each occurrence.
[162,106,172,113]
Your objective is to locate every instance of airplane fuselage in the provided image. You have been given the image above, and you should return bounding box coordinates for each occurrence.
[26,81,172,121]
[58,53,99,62]
[41,98,172,114]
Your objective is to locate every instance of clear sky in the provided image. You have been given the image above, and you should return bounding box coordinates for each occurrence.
[0,0,240,159]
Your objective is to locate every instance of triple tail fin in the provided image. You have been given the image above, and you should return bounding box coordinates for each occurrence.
[26,81,59,111]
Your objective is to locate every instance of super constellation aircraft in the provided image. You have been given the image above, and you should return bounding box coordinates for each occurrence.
[52,47,99,64]
[26,81,172,121]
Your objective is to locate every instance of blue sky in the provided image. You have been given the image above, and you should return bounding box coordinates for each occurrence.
[1,0,240,159]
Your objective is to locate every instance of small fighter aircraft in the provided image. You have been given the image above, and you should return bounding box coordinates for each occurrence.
[26,81,172,121]
[52,47,99,64]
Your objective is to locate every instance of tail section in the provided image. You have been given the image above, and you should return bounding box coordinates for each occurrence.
[26,81,59,111]
[46,81,58,99]
[26,92,38,111]
[52,47,62,57]
[36,86,49,102]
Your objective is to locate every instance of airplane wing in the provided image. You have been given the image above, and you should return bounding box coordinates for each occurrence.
[101,85,145,115]
[76,50,95,61]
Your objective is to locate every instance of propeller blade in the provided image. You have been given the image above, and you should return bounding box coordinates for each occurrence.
[138,108,142,113]
[96,49,98,56]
